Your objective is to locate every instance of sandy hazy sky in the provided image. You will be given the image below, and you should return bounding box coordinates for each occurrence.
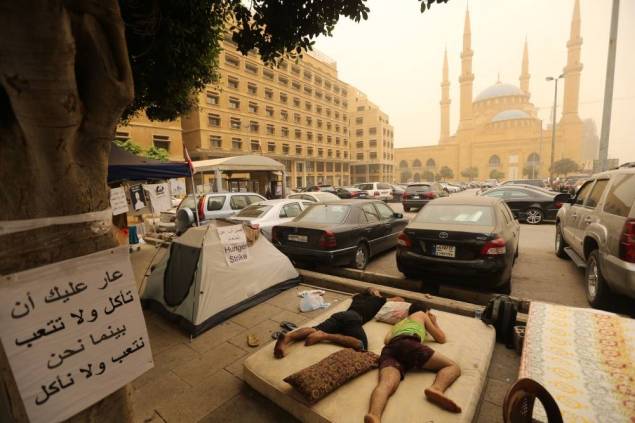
[314,0,634,161]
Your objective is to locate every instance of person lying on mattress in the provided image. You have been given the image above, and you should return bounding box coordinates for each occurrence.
[365,305,462,423]
[273,287,404,358]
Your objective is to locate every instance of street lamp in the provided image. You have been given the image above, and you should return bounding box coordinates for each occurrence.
[546,74,564,182]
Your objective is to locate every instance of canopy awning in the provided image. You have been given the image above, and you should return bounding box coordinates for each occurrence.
[192,155,285,173]
[108,144,191,184]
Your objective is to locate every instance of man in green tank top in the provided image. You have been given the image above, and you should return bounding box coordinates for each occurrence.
[365,304,462,423]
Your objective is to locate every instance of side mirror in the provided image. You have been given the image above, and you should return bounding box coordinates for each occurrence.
[394,213,403,219]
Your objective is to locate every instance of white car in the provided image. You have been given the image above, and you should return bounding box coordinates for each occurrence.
[230,199,313,240]
[354,182,393,201]
[287,192,341,203]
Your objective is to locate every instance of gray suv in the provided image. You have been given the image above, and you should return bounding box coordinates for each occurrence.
[555,165,635,307]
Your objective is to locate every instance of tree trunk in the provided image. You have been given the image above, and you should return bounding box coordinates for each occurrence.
[0,1,134,421]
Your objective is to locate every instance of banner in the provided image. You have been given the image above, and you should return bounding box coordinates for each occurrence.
[0,247,153,423]
[109,187,129,216]
[217,225,250,266]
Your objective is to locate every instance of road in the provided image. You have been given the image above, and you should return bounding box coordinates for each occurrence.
[346,189,593,308]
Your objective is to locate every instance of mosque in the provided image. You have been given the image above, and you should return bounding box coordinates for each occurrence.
[394,0,585,182]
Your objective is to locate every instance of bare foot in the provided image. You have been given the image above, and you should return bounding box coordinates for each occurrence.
[364,413,380,423]
[304,330,327,346]
[273,333,289,358]
[424,388,462,413]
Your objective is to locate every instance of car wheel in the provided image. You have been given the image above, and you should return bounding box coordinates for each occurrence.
[353,243,369,270]
[525,208,543,225]
[555,222,569,259]
[585,250,610,308]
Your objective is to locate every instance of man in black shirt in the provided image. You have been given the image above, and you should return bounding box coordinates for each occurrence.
[274,287,403,358]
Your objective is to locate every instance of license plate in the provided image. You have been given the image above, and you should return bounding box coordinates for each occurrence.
[412,195,420,199]
[288,234,308,243]
[434,244,456,258]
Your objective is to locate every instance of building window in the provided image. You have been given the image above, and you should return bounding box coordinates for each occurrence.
[307,132,313,141]
[210,135,222,148]
[263,69,274,80]
[343,138,348,146]
[292,81,301,91]
[343,114,347,122]
[152,135,170,151]
[327,135,332,144]
[344,151,348,159]
[327,122,332,131]
[291,65,300,75]
[356,140,364,149]
[250,140,260,152]
[115,131,129,142]
[369,139,377,147]
[318,148,323,157]
[335,137,341,145]
[315,90,323,99]
[314,76,322,85]
[294,129,301,139]
[316,105,322,114]
[325,95,332,103]
[291,113,299,124]
[293,97,300,107]
[232,138,242,150]
[317,134,323,143]
[278,76,288,86]
[334,111,340,119]
[228,97,240,110]
[266,106,274,117]
[335,124,340,133]
[335,163,341,171]
[208,114,220,127]
[282,144,290,154]
[266,124,275,135]
[356,129,364,137]
[248,102,258,113]
[369,127,377,135]
[280,93,288,104]
[281,127,289,137]
[304,86,312,95]
[249,121,259,132]
[317,120,323,129]
[336,150,341,158]
[245,62,258,75]
[303,71,312,81]
[326,162,333,172]
[296,162,304,172]
[357,106,365,112]
[230,117,241,130]
[206,92,219,105]
[327,149,333,158]
[305,102,312,111]
[278,61,288,71]
[325,81,332,90]
[247,83,257,96]
[228,77,239,89]
[225,54,240,67]
[357,153,364,160]
[306,116,312,126]
[370,152,377,159]
[267,142,276,153]
[296,145,302,155]
[356,117,363,124]
[334,98,340,106]
[326,109,331,117]
[307,147,314,156]
[280,110,288,121]
[265,88,273,100]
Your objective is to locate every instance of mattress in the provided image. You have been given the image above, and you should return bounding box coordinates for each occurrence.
[244,299,496,423]
[520,301,635,422]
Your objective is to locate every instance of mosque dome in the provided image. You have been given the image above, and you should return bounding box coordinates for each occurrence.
[491,109,531,122]
[475,82,526,102]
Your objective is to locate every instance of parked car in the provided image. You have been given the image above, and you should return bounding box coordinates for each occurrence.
[272,200,408,269]
[396,196,519,293]
[480,186,570,224]
[287,191,341,203]
[440,182,460,193]
[555,167,635,307]
[354,182,394,201]
[501,179,547,189]
[389,184,405,202]
[402,182,448,212]
[174,192,267,234]
[334,187,369,199]
[305,184,337,194]
[229,199,312,240]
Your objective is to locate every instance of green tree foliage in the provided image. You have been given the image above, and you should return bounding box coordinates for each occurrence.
[438,166,454,180]
[461,166,479,181]
[120,0,449,122]
[113,140,169,162]
[422,170,435,182]
[114,139,143,155]
[490,169,505,180]
[145,146,170,162]
[550,158,579,176]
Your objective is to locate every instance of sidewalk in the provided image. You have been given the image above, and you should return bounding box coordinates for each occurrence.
[130,244,518,423]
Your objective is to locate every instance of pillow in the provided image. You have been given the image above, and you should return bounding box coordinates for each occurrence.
[375,301,411,324]
[283,348,379,403]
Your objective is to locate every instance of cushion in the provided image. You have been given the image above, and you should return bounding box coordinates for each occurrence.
[284,348,378,403]
[374,301,411,324]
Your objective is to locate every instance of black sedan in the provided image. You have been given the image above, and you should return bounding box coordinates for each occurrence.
[479,186,571,224]
[335,187,369,199]
[396,196,519,293]
[272,200,408,270]
[402,182,448,212]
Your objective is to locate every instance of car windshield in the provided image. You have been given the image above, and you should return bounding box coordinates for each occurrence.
[413,204,495,226]
[297,204,350,224]
[235,204,272,218]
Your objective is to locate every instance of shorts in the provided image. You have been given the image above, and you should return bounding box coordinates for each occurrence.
[379,335,435,380]
[314,310,367,350]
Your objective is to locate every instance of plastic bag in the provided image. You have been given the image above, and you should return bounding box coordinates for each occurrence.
[299,292,330,312]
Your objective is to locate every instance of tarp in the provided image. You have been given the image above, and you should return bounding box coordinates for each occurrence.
[108,144,191,183]
[192,155,285,173]
[141,223,300,336]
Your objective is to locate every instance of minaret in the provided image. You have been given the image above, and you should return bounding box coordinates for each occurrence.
[562,0,582,122]
[519,38,530,96]
[458,8,474,131]
[440,48,451,143]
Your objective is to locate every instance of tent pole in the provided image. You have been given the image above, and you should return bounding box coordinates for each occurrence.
[191,172,200,226]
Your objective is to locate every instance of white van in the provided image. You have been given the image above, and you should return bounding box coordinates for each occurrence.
[354,182,393,201]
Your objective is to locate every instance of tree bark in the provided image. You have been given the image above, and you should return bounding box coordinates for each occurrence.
[0,1,134,421]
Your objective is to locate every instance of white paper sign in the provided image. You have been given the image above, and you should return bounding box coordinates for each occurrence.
[217,225,250,266]
[0,247,153,423]
[168,178,186,197]
[109,187,129,216]
[143,183,171,213]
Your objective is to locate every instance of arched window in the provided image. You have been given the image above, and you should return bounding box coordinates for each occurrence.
[413,173,421,182]
[426,159,436,170]
[489,155,501,169]
[527,153,540,166]
[399,160,409,169]
[412,159,422,168]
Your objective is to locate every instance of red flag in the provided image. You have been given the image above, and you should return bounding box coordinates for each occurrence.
[183,145,194,174]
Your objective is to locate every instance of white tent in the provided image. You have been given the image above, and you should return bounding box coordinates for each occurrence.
[192,155,285,173]
[142,222,299,336]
